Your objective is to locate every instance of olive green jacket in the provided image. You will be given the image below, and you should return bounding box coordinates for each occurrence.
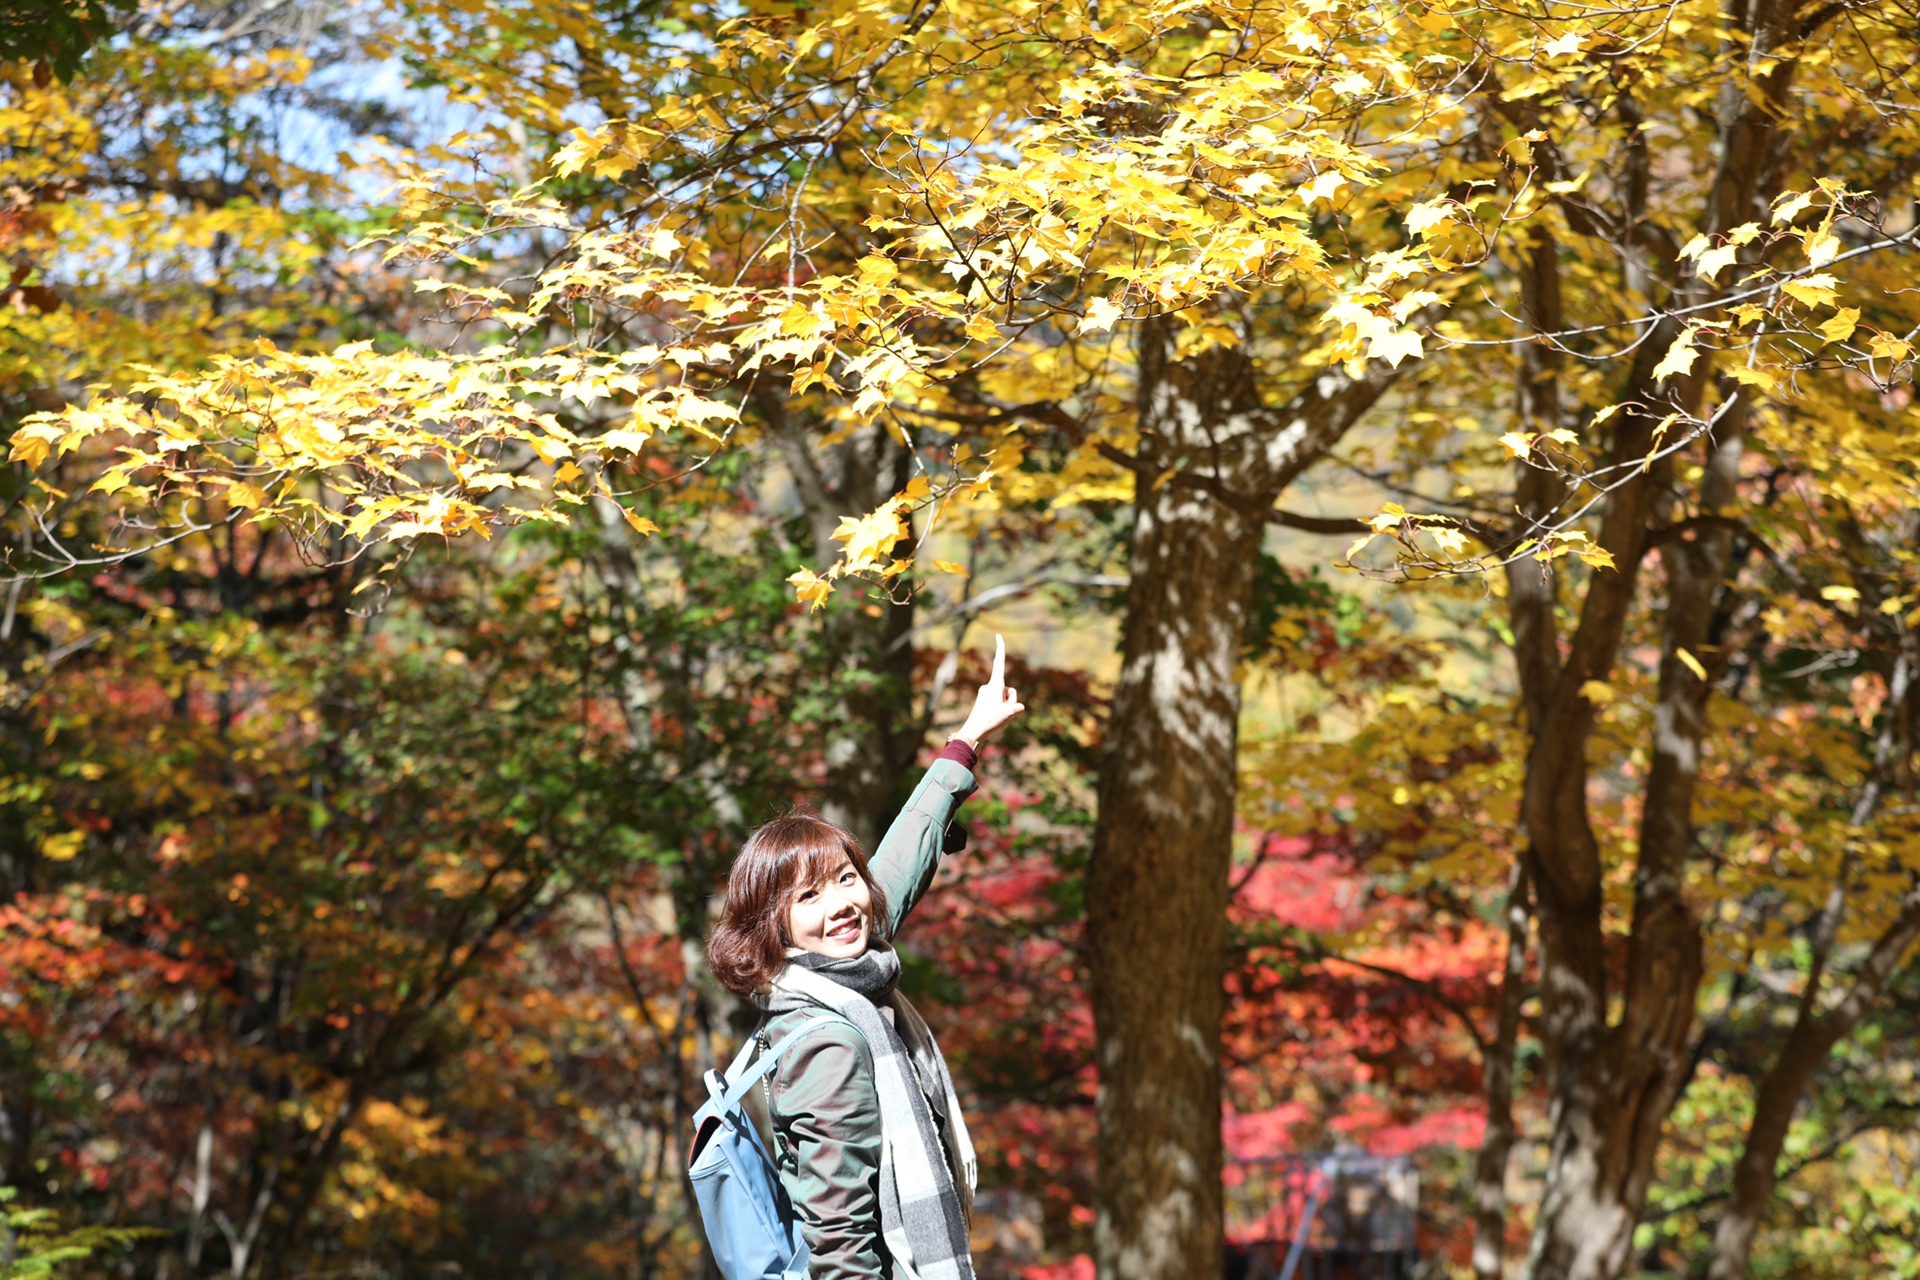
[758,757,976,1279]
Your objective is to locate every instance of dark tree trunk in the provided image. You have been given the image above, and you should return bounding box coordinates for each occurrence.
[1505,8,1820,1267]
[758,397,923,852]
[819,574,918,854]
[1513,328,1675,1278]
[1477,216,1557,1280]
[1473,866,1532,1280]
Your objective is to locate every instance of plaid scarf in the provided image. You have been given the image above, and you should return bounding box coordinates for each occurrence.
[762,945,977,1280]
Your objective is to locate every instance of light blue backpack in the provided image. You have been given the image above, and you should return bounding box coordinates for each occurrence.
[689,1015,853,1280]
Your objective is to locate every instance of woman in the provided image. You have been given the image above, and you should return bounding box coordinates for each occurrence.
[707,637,1025,1280]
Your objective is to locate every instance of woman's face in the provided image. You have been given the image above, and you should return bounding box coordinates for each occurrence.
[787,855,873,958]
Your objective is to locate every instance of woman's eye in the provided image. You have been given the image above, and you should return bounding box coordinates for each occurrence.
[840,870,857,885]
[798,889,818,903]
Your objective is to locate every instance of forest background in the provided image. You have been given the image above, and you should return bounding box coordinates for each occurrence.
[4,0,1920,1278]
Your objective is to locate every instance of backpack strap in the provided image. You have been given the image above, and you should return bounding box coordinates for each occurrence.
[714,1010,859,1114]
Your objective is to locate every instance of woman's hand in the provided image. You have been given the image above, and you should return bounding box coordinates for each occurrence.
[951,635,1026,749]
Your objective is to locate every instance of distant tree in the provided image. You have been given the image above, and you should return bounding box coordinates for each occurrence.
[0,0,127,84]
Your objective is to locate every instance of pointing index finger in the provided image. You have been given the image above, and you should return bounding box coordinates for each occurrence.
[991,634,1006,685]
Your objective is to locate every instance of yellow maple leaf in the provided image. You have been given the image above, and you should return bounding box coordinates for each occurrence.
[1542,30,1583,57]
[1695,244,1739,282]
[1368,327,1424,368]
[1818,307,1860,344]
[227,480,268,510]
[600,427,652,453]
[1869,332,1914,360]
[1780,273,1838,307]
[8,421,63,470]
[1404,199,1451,238]
[1725,365,1779,391]
[1651,328,1699,384]
[1367,502,1408,533]
[1297,169,1347,206]
[789,568,835,611]
[1080,297,1124,333]
[1499,431,1536,458]
[1772,190,1816,224]
[832,499,909,572]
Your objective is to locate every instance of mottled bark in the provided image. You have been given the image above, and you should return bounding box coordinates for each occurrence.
[1089,320,1391,1280]
[1089,452,1258,1280]
[1473,866,1532,1280]
[1506,222,1567,732]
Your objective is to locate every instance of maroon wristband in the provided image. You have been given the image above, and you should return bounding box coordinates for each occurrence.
[935,739,978,771]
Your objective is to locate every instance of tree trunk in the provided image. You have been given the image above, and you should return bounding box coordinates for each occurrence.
[1494,0,1824,1265]
[1473,866,1532,1280]
[1088,320,1392,1280]
[1088,439,1261,1280]
[1515,359,1678,1280]
[819,577,918,854]
[186,1118,214,1270]
[758,396,923,852]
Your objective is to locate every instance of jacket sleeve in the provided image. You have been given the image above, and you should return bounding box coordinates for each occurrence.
[869,755,977,934]
[771,1024,886,1279]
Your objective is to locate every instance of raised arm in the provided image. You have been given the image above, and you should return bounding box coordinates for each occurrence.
[869,635,1026,933]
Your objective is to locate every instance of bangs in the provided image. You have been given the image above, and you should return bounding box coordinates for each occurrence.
[736,811,882,918]
[775,821,889,940]
[788,837,859,894]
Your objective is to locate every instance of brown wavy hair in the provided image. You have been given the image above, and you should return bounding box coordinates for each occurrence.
[706,811,892,997]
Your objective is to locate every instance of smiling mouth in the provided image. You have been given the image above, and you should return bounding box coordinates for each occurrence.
[825,917,864,943]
